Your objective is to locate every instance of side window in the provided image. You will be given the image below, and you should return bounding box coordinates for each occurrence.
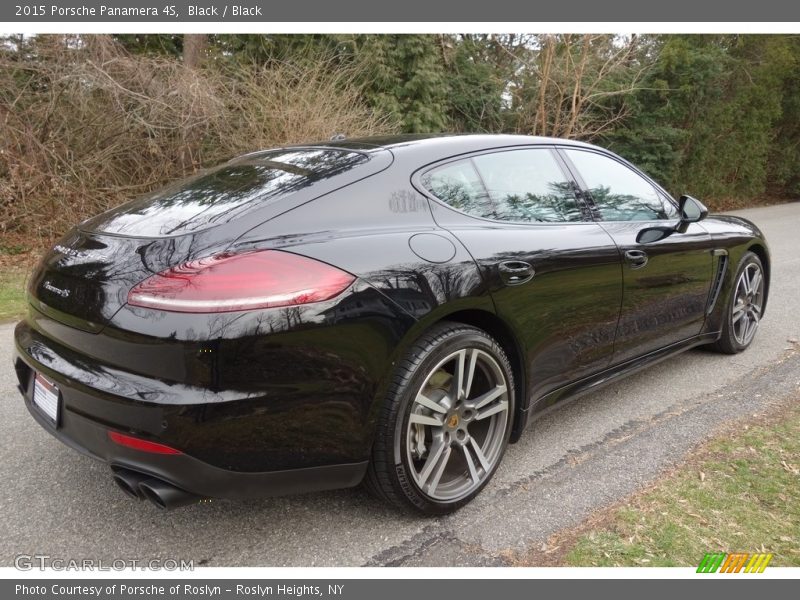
[563,149,676,221]
[472,150,583,222]
[657,191,679,219]
[421,160,494,219]
[422,149,584,223]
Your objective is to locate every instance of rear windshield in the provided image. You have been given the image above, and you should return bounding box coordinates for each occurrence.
[81,149,368,237]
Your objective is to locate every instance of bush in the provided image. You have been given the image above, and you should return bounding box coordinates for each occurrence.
[0,35,395,244]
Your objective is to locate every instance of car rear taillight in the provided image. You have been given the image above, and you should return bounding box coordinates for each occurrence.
[108,431,183,455]
[127,250,355,313]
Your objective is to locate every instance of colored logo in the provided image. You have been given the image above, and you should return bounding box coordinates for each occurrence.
[697,552,772,573]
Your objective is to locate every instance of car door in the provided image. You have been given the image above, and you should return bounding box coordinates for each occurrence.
[560,147,714,365]
[418,147,623,405]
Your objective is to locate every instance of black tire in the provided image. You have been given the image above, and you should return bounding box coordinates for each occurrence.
[365,322,515,515]
[711,251,765,354]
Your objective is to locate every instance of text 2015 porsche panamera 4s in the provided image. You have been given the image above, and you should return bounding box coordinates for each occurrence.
[13,135,770,513]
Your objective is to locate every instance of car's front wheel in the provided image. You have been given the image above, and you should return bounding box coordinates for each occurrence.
[366,322,515,514]
[713,251,766,354]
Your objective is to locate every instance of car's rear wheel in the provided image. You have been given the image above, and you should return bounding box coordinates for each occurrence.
[712,251,765,354]
[366,322,515,514]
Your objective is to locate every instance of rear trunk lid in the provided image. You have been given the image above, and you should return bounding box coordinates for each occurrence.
[27,146,392,332]
[27,231,196,332]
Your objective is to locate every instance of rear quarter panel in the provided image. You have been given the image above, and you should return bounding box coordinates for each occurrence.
[230,163,495,450]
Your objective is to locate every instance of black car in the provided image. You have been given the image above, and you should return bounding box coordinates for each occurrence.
[13,134,769,513]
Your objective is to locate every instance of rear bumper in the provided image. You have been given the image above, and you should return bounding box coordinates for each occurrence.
[13,320,369,500]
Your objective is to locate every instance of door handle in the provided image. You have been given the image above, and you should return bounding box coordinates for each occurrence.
[624,249,649,269]
[498,261,535,285]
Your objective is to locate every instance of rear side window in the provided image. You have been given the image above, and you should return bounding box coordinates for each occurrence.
[82,149,368,237]
[421,160,494,218]
[563,149,677,221]
[422,149,584,223]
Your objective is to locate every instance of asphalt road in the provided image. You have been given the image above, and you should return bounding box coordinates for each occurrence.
[1,203,799,567]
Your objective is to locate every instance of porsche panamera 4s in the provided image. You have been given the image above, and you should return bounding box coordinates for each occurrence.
[13,134,770,513]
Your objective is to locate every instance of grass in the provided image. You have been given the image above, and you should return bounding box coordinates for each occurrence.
[513,401,800,567]
[0,270,27,322]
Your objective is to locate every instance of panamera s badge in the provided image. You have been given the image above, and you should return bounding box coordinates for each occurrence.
[43,281,70,298]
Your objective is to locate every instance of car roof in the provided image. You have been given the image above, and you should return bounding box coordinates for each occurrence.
[300,133,601,154]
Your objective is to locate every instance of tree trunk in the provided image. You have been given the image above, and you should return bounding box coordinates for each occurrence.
[183,34,207,68]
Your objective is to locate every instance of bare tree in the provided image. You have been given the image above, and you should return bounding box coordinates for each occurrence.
[183,34,207,69]
[511,34,650,140]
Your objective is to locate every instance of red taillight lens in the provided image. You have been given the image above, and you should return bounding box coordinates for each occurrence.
[108,431,183,455]
[127,250,355,313]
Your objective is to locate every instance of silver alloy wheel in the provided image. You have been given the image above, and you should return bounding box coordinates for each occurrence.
[405,348,510,502]
[732,262,764,346]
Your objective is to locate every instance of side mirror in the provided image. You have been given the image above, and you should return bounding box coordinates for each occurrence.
[636,195,708,244]
[678,195,708,223]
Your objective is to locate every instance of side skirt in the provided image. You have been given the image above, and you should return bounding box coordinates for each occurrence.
[510,331,721,441]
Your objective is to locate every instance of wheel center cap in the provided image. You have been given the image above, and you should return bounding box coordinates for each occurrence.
[447,414,460,428]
